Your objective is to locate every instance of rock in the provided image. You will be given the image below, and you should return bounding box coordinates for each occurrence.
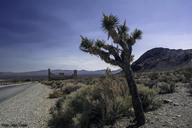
[155,116,158,119]
[176,115,181,117]
[163,99,173,104]
[173,103,179,106]
[162,123,167,126]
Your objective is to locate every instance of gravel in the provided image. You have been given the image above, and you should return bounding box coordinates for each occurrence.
[0,82,55,128]
[140,83,192,128]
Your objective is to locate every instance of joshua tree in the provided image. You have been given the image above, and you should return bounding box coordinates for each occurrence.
[80,14,145,126]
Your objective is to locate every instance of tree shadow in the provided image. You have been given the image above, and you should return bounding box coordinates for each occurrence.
[127,123,146,128]
[126,119,145,128]
[127,124,139,128]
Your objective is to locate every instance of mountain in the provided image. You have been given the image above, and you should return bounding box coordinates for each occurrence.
[132,47,192,72]
[0,69,121,80]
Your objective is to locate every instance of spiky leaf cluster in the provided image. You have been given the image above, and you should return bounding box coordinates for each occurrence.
[80,14,142,68]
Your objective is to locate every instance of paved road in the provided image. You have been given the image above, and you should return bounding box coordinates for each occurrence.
[0,83,33,103]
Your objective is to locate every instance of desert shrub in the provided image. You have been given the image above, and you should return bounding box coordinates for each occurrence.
[49,75,161,128]
[49,82,84,98]
[51,81,64,89]
[169,74,179,82]
[189,85,192,95]
[186,82,192,96]
[149,72,158,80]
[49,76,133,128]
[41,80,54,86]
[182,68,192,82]
[62,83,84,95]
[41,80,64,89]
[169,82,176,92]
[49,90,63,98]
[75,78,99,85]
[55,81,63,86]
[175,74,186,83]
[158,74,171,83]
[138,85,160,111]
[144,80,157,88]
[157,82,175,94]
[173,68,192,83]
[50,87,132,128]
[156,71,181,83]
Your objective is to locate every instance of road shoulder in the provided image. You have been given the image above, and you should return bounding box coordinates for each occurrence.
[0,83,55,128]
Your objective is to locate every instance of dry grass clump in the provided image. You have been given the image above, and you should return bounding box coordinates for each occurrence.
[62,83,84,95]
[48,82,84,98]
[170,68,192,83]
[149,72,159,81]
[41,80,63,88]
[156,82,175,94]
[49,90,63,98]
[181,68,192,82]
[137,71,178,94]
[138,85,160,112]
[157,72,177,83]
[75,77,99,85]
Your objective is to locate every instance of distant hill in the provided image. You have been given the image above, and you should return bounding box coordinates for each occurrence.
[2,47,191,80]
[132,47,192,72]
[0,69,121,80]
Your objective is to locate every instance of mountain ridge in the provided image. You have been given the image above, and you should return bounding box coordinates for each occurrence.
[132,47,192,71]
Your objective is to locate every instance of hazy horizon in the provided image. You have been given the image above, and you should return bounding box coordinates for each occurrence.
[0,68,121,73]
[0,0,191,72]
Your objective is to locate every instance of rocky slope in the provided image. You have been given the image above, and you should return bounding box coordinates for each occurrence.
[132,48,192,71]
[140,83,192,128]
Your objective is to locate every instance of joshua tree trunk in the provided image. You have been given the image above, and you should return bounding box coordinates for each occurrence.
[124,66,145,126]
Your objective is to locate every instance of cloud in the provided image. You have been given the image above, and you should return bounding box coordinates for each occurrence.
[0,1,75,46]
[0,0,191,72]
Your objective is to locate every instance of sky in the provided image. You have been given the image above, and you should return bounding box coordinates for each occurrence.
[0,0,191,72]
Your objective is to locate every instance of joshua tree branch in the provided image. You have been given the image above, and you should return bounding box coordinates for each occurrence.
[80,37,122,66]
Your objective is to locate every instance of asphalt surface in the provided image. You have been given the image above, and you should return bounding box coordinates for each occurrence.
[0,83,33,103]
